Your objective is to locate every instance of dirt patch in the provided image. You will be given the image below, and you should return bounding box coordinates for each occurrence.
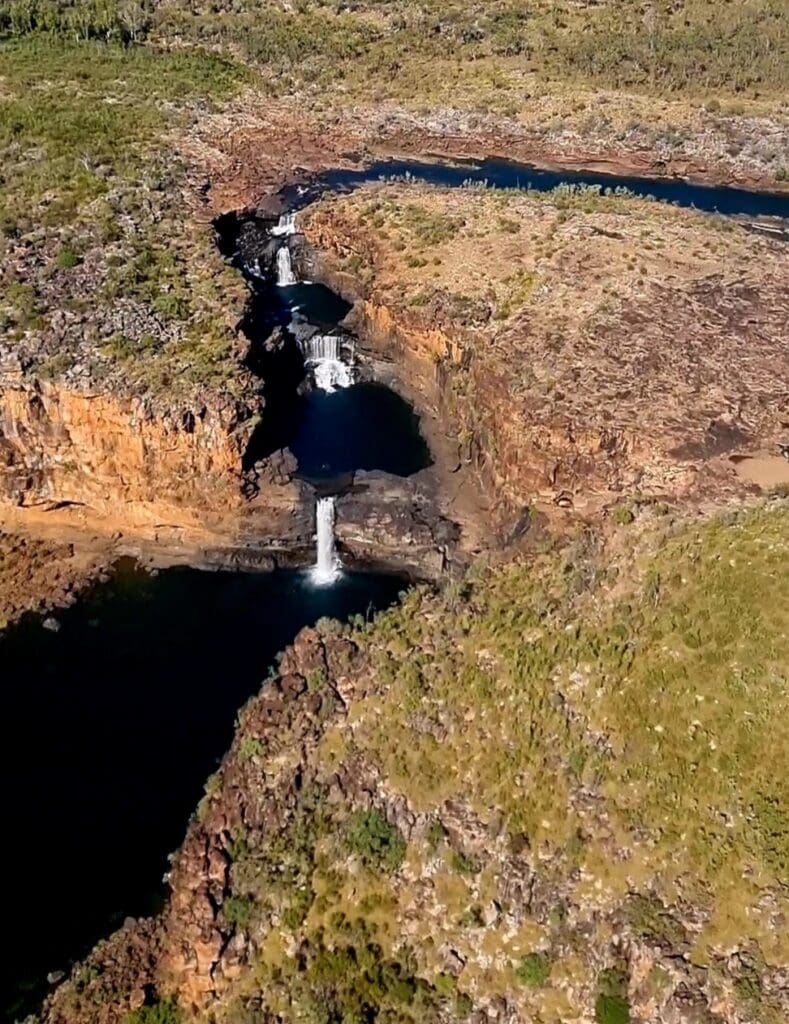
[733,453,789,489]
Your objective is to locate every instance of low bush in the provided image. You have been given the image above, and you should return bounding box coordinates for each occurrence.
[124,998,180,1024]
[515,951,552,988]
[347,809,406,872]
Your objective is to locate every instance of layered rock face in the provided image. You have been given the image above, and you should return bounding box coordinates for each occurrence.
[0,374,253,521]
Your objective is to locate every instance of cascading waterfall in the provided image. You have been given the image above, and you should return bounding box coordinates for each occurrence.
[267,218,352,588]
[271,212,297,236]
[311,496,341,585]
[276,245,297,286]
[303,334,353,393]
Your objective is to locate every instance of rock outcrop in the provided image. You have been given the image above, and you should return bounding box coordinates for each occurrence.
[302,183,789,532]
[0,374,253,518]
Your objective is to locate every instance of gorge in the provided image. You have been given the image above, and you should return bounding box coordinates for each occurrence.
[2,7,788,1021]
[2,146,788,1024]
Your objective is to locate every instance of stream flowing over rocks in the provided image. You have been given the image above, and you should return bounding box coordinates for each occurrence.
[216,205,459,580]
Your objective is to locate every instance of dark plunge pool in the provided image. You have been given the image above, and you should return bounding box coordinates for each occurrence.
[2,561,409,1020]
[246,380,432,482]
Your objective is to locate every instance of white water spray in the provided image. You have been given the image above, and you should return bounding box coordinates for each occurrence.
[271,212,297,236]
[276,245,297,286]
[304,335,353,393]
[311,496,341,586]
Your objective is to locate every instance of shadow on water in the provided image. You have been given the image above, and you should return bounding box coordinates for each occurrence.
[214,212,432,479]
[291,382,432,481]
[2,561,409,1020]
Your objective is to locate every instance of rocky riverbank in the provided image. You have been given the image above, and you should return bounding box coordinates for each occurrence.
[0,531,107,629]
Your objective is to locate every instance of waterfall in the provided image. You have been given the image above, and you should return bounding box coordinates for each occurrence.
[303,335,353,393]
[276,245,296,286]
[304,334,341,361]
[271,212,296,236]
[311,496,341,586]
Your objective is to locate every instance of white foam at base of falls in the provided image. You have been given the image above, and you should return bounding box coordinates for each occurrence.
[276,245,297,286]
[304,335,353,393]
[311,496,341,586]
[271,212,297,236]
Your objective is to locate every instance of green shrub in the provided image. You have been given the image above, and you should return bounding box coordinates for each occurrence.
[124,998,180,1024]
[56,247,82,269]
[450,850,480,875]
[515,951,552,988]
[595,968,630,1024]
[347,808,406,872]
[282,888,313,929]
[427,820,447,849]
[625,894,687,949]
[238,735,262,760]
[222,894,254,930]
[612,505,635,526]
[434,973,456,996]
[284,930,434,1024]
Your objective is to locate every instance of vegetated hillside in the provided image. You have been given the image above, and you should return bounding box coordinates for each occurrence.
[1,2,787,405]
[0,36,251,401]
[304,182,789,515]
[5,0,785,103]
[46,502,789,1024]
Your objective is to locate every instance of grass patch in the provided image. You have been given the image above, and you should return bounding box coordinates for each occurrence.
[351,504,789,951]
[0,36,246,230]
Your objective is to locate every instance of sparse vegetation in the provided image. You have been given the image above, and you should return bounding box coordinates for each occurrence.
[6,0,777,107]
[124,999,181,1024]
[260,919,445,1024]
[42,503,789,1023]
[595,967,630,1024]
[352,504,789,945]
[222,894,255,931]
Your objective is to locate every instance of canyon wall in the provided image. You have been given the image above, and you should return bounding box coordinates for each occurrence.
[0,375,253,519]
[303,198,787,531]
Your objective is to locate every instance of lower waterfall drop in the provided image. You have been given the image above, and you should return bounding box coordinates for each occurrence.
[311,496,341,586]
[276,245,297,286]
[304,335,353,393]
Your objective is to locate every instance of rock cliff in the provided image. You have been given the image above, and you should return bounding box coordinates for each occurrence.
[302,184,789,531]
[0,374,252,519]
